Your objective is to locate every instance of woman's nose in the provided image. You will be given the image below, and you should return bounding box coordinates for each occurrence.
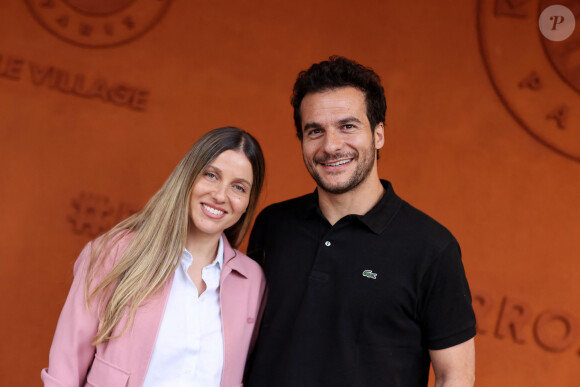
[211,183,227,202]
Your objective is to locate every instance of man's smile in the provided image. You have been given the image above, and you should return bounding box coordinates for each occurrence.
[320,158,353,167]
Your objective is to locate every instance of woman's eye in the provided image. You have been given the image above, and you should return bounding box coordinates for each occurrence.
[233,184,246,193]
[205,172,217,179]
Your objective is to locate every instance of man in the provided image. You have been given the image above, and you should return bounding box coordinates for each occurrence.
[247,56,476,386]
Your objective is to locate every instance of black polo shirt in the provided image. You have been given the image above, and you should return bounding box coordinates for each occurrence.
[246,180,476,387]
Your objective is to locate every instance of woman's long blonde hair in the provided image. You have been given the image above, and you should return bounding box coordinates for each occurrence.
[85,127,265,345]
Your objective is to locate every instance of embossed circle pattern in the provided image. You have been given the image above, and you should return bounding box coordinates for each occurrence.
[26,0,173,48]
[477,0,580,162]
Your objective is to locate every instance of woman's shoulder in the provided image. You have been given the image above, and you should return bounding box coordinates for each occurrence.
[231,248,265,279]
[233,248,258,265]
[76,231,135,272]
[90,231,135,256]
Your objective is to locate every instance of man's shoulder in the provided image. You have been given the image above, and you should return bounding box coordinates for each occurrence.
[248,193,315,259]
[395,199,457,246]
[257,192,314,220]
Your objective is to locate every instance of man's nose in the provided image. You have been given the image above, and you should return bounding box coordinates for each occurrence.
[322,130,343,154]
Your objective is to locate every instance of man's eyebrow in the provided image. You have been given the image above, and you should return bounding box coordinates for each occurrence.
[303,116,363,132]
[337,116,363,126]
[303,122,322,132]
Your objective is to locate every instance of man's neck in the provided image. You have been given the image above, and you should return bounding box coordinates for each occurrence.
[318,175,385,226]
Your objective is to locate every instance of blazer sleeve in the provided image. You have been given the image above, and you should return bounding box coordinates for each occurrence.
[41,242,100,387]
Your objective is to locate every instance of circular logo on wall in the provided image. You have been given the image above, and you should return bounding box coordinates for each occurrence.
[25,0,173,48]
[477,0,580,162]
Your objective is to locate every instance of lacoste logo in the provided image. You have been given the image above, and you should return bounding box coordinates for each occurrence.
[362,269,377,279]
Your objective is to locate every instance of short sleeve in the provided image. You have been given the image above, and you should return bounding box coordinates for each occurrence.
[419,240,476,350]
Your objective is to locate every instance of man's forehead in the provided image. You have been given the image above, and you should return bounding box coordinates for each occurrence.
[302,86,366,101]
[301,88,368,125]
[302,88,366,112]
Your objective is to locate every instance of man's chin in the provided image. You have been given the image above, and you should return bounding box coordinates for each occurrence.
[316,179,355,195]
[308,167,360,194]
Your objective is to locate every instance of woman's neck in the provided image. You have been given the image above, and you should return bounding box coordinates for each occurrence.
[185,230,221,266]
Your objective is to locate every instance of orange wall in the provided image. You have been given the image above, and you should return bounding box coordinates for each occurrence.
[1,1,579,386]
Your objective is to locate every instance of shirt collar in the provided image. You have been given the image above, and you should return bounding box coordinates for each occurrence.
[182,235,224,269]
[357,180,403,234]
[221,235,251,279]
[214,236,224,268]
[304,189,322,220]
[305,179,402,235]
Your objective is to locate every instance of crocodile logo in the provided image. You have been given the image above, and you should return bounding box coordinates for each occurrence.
[362,270,377,279]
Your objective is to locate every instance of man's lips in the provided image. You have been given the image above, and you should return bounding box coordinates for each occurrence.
[319,158,353,167]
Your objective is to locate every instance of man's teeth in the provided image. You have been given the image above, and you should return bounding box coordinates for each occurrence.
[203,204,225,215]
[324,159,351,166]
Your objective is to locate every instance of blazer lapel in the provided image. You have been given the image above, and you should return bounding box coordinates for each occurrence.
[126,275,174,386]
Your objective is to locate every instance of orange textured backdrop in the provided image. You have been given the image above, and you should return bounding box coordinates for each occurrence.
[1,0,579,386]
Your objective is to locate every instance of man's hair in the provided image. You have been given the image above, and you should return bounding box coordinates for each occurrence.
[291,55,387,140]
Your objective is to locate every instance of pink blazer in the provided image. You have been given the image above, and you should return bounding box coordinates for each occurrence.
[41,234,266,387]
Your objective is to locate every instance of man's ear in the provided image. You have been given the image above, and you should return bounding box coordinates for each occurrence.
[374,122,385,150]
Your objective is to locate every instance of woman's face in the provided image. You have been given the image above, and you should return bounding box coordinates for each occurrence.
[188,149,253,239]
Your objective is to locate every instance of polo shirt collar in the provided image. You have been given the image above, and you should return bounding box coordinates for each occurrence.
[305,189,322,220]
[358,180,403,234]
[306,179,402,235]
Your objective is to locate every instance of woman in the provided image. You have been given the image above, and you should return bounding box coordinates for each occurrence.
[41,127,266,387]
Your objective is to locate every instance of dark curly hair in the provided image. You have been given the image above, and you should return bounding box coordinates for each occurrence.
[291,56,387,141]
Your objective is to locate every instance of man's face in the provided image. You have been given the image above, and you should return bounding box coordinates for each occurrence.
[300,86,384,194]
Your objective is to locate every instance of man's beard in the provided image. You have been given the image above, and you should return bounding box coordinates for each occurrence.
[305,142,376,195]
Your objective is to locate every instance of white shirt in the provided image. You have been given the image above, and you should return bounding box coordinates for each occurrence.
[143,237,224,387]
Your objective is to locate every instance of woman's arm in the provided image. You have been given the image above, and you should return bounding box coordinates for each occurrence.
[41,243,100,387]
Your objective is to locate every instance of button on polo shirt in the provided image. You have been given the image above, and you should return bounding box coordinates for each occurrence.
[246,180,476,387]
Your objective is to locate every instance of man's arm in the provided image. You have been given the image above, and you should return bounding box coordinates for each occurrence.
[429,338,475,387]
[247,209,267,266]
